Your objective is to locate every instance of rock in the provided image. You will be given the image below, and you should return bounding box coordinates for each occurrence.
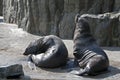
[0,64,24,79]
[0,0,3,16]
[0,23,120,80]
[3,0,64,36]
[0,16,3,22]
[80,13,120,46]
[2,0,114,37]
[59,0,115,39]
[114,0,120,11]
[2,0,120,46]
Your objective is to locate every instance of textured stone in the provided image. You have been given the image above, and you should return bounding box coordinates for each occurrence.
[3,0,64,36]
[0,64,24,79]
[114,0,120,11]
[0,16,3,22]
[0,23,120,80]
[80,13,120,46]
[0,0,3,16]
[2,0,120,46]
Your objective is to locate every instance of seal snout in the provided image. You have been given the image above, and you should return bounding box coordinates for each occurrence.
[23,52,29,56]
[75,14,89,24]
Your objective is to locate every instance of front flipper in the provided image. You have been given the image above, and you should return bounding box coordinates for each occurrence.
[70,70,81,75]
[27,55,37,70]
[70,68,90,76]
[27,61,36,71]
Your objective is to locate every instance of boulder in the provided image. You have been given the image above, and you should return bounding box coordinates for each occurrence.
[0,64,24,79]
[80,13,120,46]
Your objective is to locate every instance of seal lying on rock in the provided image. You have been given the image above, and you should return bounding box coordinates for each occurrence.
[23,35,68,68]
[72,14,109,76]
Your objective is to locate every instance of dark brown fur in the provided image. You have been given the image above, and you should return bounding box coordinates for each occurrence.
[23,35,68,68]
[73,14,109,76]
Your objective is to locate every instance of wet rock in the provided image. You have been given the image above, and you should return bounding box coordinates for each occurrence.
[0,64,24,79]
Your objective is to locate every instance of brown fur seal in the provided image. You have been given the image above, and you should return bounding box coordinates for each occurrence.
[23,35,68,68]
[72,14,109,76]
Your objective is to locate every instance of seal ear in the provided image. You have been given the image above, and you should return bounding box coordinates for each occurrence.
[75,14,80,23]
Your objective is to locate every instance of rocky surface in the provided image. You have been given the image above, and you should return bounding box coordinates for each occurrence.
[80,13,120,46]
[0,21,120,80]
[3,0,119,40]
[0,16,3,22]
[0,0,2,16]
[0,64,24,79]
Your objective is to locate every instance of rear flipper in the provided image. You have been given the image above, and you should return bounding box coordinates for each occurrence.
[71,55,109,76]
[70,67,104,76]
[78,67,90,76]
[70,67,90,76]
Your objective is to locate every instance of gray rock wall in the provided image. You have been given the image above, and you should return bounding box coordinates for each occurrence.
[3,0,120,46]
[81,13,120,46]
[3,0,64,36]
[0,0,3,16]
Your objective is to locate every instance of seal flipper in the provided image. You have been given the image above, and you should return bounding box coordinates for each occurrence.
[70,67,89,76]
[73,66,109,76]
[27,55,37,70]
[28,55,33,62]
[77,67,90,76]
[70,66,100,76]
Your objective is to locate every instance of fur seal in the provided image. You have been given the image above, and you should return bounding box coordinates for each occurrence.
[73,14,109,76]
[23,35,68,68]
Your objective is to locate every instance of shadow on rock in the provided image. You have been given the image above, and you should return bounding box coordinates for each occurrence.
[40,58,79,73]
[103,47,120,51]
[21,75,32,80]
[6,75,31,80]
[86,66,120,79]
